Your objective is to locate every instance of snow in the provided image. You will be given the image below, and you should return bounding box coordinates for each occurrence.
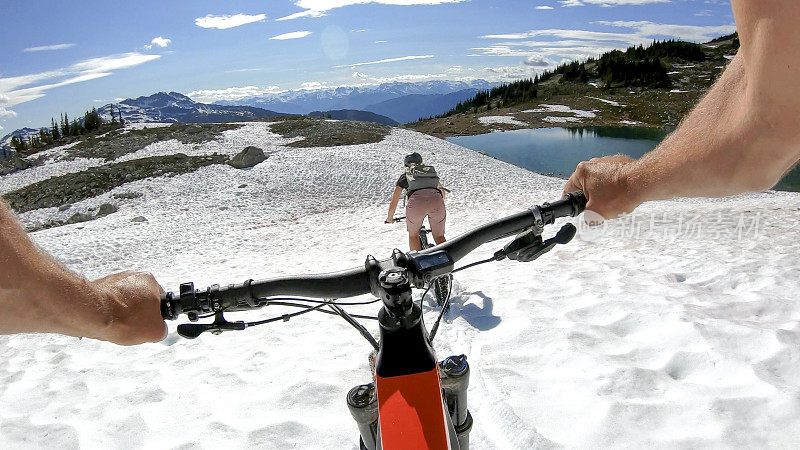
[618,120,642,125]
[587,97,625,107]
[2,123,800,448]
[478,116,527,127]
[543,116,582,123]
[523,104,597,123]
[670,89,689,94]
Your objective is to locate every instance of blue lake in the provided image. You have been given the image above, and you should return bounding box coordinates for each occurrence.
[446,126,800,191]
[445,126,667,179]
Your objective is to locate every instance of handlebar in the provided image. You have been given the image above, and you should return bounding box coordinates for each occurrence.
[161,191,586,321]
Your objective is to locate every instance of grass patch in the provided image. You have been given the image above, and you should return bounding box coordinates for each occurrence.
[269,116,390,147]
[3,153,228,213]
[65,122,244,161]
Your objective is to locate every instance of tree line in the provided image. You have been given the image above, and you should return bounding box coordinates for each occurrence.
[9,104,125,157]
[437,38,714,118]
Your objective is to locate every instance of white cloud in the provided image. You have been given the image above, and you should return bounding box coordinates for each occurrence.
[0,53,160,107]
[277,0,468,20]
[195,13,266,29]
[301,81,327,90]
[187,85,282,103]
[560,0,669,5]
[375,40,387,43]
[0,93,9,105]
[225,68,264,73]
[144,36,171,50]
[475,22,734,65]
[523,55,553,66]
[596,20,736,42]
[0,107,17,119]
[352,71,369,78]
[270,31,313,40]
[334,54,434,68]
[0,125,3,130]
[23,43,76,52]
[535,5,554,9]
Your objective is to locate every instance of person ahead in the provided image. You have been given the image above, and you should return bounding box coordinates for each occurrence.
[385,152,447,251]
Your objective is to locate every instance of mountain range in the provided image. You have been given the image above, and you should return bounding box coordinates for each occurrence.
[212,80,496,123]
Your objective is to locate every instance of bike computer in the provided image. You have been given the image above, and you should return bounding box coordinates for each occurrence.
[407,250,454,281]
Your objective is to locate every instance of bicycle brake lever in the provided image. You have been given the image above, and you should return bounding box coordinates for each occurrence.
[501,223,576,263]
[176,311,246,339]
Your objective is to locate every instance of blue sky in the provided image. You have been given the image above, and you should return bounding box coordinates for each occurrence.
[0,0,734,133]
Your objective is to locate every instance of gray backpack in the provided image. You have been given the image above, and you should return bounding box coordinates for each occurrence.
[406,164,440,191]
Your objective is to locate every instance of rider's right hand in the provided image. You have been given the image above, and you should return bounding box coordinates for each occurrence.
[563,154,643,221]
[90,271,168,345]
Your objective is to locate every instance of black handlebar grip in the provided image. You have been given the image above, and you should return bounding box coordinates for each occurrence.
[567,190,587,216]
[161,292,178,320]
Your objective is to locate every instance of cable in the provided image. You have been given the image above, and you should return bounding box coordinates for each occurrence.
[452,255,498,273]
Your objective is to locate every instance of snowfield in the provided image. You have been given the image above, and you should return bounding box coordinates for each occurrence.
[2,122,800,449]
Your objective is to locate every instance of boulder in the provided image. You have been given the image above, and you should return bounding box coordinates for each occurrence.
[228,146,267,169]
[131,216,148,223]
[97,203,118,217]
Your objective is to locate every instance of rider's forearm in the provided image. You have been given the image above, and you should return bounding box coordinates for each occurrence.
[0,201,114,339]
[387,197,399,220]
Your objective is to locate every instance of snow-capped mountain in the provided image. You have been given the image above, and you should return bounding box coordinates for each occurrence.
[213,80,497,121]
[98,92,284,124]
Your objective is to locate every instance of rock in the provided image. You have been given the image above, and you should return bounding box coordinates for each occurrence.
[131,216,148,223]
[238,184,248,188]
[113,191,143,200]
[228,146,267,169]
[58,204,71,211]
[66,212,93,225]
[97,203,118,217]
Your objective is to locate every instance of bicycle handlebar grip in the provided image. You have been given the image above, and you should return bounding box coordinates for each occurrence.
[161,292,179,320]
[566,190,587,216]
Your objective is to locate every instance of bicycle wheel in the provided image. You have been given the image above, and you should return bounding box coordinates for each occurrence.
[418,226,430,250]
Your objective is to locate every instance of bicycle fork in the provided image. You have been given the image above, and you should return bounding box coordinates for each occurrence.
[347,354,473,450]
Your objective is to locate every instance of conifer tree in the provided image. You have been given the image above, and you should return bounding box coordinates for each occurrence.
[51,118,60,141]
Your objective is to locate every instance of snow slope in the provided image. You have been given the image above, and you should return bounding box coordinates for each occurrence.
[1,123,800,449]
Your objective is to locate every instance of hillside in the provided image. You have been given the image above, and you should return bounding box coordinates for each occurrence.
[410,34,740,137]
[1,117,799,448]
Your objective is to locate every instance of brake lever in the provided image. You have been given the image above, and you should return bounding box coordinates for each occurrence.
[498,223,577,263]
[176,311,246,339]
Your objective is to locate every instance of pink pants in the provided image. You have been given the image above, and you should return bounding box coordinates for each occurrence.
[406,189,446,236]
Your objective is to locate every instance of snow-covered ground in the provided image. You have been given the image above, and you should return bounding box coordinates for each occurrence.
[478,116,527,127]
[2,122,800,449]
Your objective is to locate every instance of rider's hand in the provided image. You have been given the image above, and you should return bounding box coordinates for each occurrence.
[90,271,167,345]
[563,154,642,221]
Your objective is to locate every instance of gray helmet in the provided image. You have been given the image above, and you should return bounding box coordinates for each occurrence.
[404,152,423,167]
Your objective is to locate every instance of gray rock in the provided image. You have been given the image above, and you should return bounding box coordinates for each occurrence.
[131,216,148,223]
[238,184,248,188]
[97,203,118,217]
[66,212,93,225]
[228,146,267,169]
[58,204,71,212]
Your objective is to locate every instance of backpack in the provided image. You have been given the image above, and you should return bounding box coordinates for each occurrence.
[406,164,440,191]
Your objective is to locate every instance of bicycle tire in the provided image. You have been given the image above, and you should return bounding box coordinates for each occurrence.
[433,275,451,309]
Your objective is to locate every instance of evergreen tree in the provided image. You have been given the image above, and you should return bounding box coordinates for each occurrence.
[62,112,70,136]
[118,106,124,126]
[51,118,60,141]
[10,136,27,153]
[110,104,117,123]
